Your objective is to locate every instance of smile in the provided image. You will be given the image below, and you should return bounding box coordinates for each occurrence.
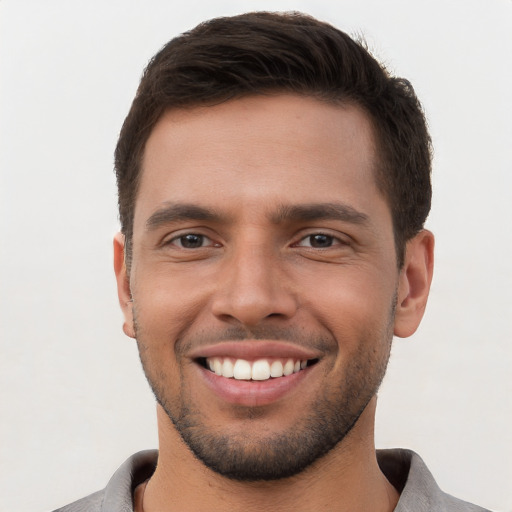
[202,357,318,381]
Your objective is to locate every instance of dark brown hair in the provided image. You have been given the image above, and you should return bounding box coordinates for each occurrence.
[115,11,432,267]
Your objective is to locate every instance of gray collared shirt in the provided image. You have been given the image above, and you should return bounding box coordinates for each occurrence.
[53,449,491,512]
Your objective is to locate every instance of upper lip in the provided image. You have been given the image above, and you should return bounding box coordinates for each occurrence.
[188,340,322,361]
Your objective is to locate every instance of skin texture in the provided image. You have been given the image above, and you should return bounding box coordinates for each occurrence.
[114,94,434,512]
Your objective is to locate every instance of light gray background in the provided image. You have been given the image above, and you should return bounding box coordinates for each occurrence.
[1,1,511,511]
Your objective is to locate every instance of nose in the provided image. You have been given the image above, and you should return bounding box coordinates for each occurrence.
[211,242,298,327]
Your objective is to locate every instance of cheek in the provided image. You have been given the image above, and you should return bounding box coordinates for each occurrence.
[300,268,396,348]
[300,264,395,316]
[132,265,213,340]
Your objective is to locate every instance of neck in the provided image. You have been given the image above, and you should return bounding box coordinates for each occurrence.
[142,399,398,512]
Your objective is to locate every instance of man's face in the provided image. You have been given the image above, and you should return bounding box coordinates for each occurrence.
[119,95,405,480]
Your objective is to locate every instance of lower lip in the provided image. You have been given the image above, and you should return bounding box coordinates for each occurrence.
[198,364,313,407]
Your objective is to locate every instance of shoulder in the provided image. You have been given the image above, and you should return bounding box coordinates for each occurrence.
[52,490,104,512]
[51,450,158,512]
[377,449,492,512]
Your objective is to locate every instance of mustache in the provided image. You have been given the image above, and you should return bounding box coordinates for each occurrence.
[176,325,335,355]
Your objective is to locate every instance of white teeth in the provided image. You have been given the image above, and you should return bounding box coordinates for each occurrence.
[233,359,252,380]
[221,358,234,378]
[283,359,294,376]
[251,359,271,380]
[213,358,223,376]
[206,357,311,380]
[270,360,284,377]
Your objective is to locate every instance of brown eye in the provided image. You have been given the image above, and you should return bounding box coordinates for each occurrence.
[174,234,207,248]
[294,232,349,250]
[308,234,334,248]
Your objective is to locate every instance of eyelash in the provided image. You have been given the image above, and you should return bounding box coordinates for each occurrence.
[165,231,347,250]
[294,232,348,249]
[167,233,217,249]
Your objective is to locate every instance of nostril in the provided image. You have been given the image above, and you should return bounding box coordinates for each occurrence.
[211,276,298,327]
[266,312,287,319]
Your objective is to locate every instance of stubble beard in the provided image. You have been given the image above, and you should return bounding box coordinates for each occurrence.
[134,304,395,482]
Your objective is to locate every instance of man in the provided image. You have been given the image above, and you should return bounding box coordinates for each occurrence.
[55,11,489,512]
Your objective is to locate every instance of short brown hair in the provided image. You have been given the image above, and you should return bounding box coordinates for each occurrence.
[115,11,432,267]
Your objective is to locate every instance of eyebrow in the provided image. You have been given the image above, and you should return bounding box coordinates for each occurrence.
[270,203,369,225]
[145,203,225,231]
[145,201,370,231]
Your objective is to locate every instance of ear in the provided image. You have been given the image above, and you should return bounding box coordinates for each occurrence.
[394,230,434,338]
[113,232,136,339]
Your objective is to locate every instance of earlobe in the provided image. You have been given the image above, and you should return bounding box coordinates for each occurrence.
[113,232,136,339]
[394,230,434,338]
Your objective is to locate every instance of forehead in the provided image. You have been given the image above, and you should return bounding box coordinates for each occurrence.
[135,94,386,228]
